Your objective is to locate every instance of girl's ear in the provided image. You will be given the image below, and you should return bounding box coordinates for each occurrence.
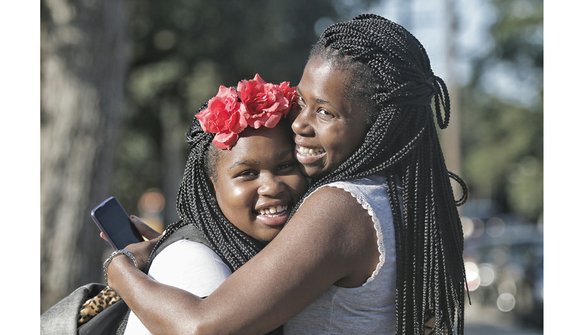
[209,174,217,185]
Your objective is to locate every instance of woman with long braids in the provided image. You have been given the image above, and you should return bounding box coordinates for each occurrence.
[105,14,468,335]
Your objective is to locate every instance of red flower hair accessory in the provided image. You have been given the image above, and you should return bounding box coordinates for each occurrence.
[196,74,297,150]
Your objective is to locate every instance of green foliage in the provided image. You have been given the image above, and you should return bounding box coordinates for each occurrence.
[460,0,543,221]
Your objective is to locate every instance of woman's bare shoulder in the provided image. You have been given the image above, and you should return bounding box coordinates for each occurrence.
[290,185,373,235]
[303,185,365,213]
[283,184,379,287]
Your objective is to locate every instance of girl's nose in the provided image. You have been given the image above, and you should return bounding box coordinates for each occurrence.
[258,174,284,197]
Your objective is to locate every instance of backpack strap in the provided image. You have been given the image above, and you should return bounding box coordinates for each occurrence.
[149,224,211,261]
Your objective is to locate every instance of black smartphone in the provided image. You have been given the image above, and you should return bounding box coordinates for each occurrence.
[91,196,143,250]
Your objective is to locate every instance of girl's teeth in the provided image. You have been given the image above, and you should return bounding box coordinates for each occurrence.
[260,205,288,216]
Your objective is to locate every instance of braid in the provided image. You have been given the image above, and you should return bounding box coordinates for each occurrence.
[147,103,266,272]
[292,14,468,334]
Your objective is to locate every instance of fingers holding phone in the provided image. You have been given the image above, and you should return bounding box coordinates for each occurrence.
[129,215,162,240]
[122,235,163,270]
[96,215,161,243]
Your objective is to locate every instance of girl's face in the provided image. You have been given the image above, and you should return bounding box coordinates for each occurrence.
[211,125,307,242]
[292,55,369,178]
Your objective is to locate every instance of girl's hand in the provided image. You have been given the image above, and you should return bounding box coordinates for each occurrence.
[123,236,161,270]
[129,215,162,240]
[99,215,163,270]
[124,215,163,269]
[98,215,161,243]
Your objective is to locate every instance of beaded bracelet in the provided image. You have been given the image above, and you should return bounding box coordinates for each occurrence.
[102,249,138,286]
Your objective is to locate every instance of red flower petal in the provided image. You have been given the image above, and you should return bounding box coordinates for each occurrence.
[196,74,298,149]
[213,132,238,150]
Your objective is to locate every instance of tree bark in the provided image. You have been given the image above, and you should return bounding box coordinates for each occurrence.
[41,0,129,312]
[160,97,185,226]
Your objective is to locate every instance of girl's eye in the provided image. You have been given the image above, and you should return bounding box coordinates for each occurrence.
[237,170,258,178]
[278,161,297,173]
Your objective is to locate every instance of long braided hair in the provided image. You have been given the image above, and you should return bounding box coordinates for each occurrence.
[292,14,468,334]
[147,103,267,272]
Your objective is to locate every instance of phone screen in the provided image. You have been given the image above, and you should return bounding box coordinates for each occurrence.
[91,196,144,249]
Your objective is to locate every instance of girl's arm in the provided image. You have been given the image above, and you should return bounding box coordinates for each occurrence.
[108,187,379,335]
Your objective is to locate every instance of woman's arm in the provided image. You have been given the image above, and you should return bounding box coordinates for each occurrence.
[108,187,379,335]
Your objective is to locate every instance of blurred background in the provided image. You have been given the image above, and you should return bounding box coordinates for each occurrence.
[40,0,543,333]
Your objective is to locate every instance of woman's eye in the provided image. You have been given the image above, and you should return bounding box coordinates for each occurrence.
[297,96,306,108]
[317,108,333,119]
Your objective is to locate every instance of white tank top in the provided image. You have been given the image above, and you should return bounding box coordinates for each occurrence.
[285,176,397,334]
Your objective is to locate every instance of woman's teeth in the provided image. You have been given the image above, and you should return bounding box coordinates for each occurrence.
[297,146,325,156]
[259,205,288,216]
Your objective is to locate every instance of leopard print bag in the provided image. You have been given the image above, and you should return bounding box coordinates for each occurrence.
[77,285,129,335]
[78,286,122,325]
[41,224,210,335]
[41,283,129,335]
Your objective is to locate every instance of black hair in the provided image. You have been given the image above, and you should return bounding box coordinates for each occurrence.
[147,103,267,272]
[292,14,468,335]
[204,138,223,182]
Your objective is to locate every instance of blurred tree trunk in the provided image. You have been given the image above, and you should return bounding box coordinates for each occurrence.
[160,97,185,226]
[41,0,129,312]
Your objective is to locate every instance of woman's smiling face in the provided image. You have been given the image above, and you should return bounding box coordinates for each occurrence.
[211,124,307,242]
[292,55,369,179]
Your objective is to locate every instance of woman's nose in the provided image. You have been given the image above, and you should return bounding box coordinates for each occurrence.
[291,108,312,136]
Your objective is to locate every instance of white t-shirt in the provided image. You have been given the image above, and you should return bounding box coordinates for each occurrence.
[123,239,232,335]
